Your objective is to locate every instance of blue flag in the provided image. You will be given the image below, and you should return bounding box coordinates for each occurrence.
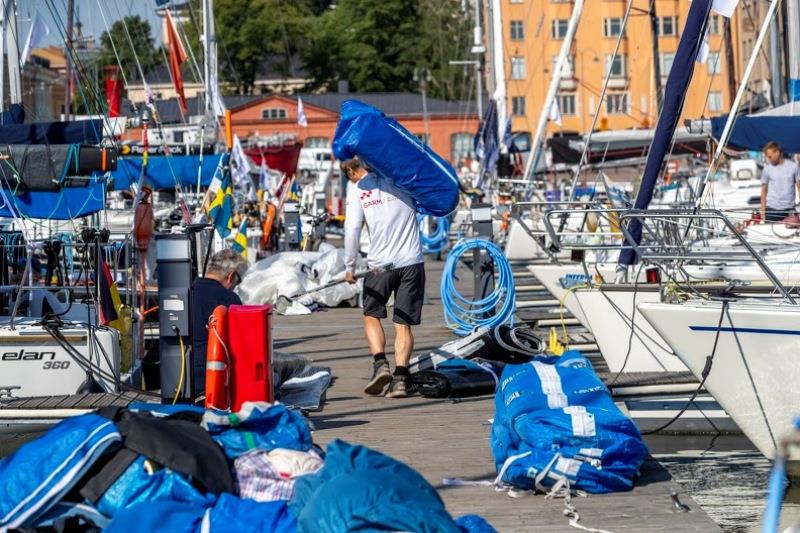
[209,171,234,238]
[232,218,248,258]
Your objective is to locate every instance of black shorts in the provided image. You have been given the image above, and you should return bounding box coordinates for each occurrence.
[765,207,795,223]
[363,263,425,326]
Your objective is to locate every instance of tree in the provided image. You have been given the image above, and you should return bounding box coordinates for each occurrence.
[303,0,474,100]
[182,0,313,95]
[96,16,159,79]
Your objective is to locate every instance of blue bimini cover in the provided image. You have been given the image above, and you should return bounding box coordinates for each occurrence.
[291,439,463,533]
[332,100,460,216]
[0,174,106,220]
[109,153,224,191]
[491,351,648,494]
[0,413,121,529]
[201,402,313,460]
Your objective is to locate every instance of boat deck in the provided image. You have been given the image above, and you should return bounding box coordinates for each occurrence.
[276,260,722,532]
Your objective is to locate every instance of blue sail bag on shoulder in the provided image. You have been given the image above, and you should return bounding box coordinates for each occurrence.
[332,99,460,217]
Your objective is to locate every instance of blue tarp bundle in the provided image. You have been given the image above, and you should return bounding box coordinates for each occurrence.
[332,99,460,216]
[491,351,648,494]
[0,401,496,532]
[110,153,224,191]
[0,174,107,220]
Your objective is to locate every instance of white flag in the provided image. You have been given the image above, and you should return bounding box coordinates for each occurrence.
[548,99,562,126]
[712,0,739,18]
[20,12,50,68]
[297,97,308,127]
[231,134,252,188]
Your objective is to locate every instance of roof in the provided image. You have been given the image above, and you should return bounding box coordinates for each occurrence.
[122,94,263,123]
[296,92,477,117]
[128,55,309,87]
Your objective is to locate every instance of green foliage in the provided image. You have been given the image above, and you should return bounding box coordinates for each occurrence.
[96,15,159,77]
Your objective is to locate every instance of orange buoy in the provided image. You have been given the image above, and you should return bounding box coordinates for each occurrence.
[205,305,230,410]
[260,202,277,249]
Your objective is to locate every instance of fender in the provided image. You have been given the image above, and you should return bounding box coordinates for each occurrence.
[205,305,230,410]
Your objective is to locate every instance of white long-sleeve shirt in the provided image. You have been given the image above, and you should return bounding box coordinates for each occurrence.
[344,173,424,272]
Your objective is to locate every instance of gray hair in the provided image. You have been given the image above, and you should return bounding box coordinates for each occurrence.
[207,249,248,279]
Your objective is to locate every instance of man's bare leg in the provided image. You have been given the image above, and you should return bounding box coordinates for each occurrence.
[393,323,414,368]
[387,323,413,398]
[363,315,391,395]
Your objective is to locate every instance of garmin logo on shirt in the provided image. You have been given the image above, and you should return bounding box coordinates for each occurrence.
[360,189,398,209]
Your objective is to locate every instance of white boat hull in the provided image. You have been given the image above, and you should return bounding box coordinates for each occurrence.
[573,288,686,373]
[638,301,800,459]
[527,264,618,328]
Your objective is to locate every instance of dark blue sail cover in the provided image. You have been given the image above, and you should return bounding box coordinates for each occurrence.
[333,100,460,217]
[0,119,102,145]
[109,154,225,191]
[711,104,800,153]
[618,0,713,266]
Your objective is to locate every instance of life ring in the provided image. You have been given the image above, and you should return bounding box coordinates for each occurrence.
[205,305,230,410]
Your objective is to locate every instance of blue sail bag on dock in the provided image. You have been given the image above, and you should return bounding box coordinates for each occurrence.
[491,351,648,494]
[0,413,121,529]
[332,99,460,216]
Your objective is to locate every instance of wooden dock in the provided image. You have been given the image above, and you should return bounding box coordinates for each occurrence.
[274,259,723,532]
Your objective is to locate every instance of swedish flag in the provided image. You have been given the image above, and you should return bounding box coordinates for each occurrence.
[208,171,233,238]
[232,218,248,259]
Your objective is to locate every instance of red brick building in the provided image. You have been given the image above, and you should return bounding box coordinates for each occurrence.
[124,92,479,165]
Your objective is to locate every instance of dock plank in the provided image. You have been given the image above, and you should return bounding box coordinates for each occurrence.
[274,259,722,532]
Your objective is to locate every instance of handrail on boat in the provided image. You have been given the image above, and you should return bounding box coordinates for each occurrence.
[618,209,797,304]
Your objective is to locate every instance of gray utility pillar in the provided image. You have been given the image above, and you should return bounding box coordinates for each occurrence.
[471,203,495,311]
[156,233,195,404]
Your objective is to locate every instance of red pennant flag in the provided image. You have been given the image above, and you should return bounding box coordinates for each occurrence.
[165,10,188,115]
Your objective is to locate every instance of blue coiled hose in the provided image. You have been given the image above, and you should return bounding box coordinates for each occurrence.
[441,237,515,336]
[418,215,450,254]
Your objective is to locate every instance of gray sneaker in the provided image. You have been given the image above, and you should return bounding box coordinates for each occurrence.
[364,360,392,396]
[386,376,409,398]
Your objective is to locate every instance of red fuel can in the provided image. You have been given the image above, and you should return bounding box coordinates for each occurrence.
[227,304,274,411]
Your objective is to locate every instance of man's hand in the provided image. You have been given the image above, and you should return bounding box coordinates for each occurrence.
[345,271,356,284]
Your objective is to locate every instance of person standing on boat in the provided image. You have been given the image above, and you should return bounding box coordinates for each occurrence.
[760,142,800,223]
[342,157,425,399]
[190,249,247,397]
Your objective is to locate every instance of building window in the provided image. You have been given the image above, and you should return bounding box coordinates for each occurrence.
[551,55,574,79]
[511,56,526,80]
[709,15,721,35]
[604,54,626,78]
[708,91,723,112]
[660,52,675,76]
[305,136,330,149]
[557,93,576,116]
[512,96,526,117]
[657,16,678,36]
[509,0,523,3]
[603,18,623,38]
[552,19,569,39]
[606,93,628,115]
[707,51,721,75]
[173,131,184,143]
[261,107,287,120]
[451,133,474,163]
[510,20,524,40]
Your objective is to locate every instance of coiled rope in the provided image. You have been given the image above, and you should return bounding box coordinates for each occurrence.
[418,215,450,254]
[441,238,515,336]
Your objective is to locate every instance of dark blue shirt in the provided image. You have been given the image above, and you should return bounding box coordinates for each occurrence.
[191,277,241,392]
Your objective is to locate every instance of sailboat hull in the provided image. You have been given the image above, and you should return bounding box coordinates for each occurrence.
[638,301,800,459]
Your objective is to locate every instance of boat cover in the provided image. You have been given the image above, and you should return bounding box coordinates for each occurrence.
[291,439,462,533]
[411,358,498,398]
[0,118,102,145]
[332,99,460,216]
[0,175,106,220]
[201,402,313,460]
[491,351,648,493]
[711,102,800,152]
[109,153,225,191]
[0,413,121,529]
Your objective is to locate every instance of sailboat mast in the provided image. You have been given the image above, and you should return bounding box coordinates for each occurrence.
[202,0,216,116]
[490,0,506,146]
[787,0,800,103]
[64,0,74,119]
[769,5,784,105]
[471,0,484,118]
[523,0,584,182]
[649,0,663,110]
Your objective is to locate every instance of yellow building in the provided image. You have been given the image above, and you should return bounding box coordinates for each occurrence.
[498,0,752,137]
